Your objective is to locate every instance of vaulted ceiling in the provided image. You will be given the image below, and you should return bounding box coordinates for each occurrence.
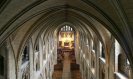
[0,0,133,67]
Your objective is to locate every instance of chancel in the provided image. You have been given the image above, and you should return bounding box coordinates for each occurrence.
[59,25,74,49]
[0,0,133,79]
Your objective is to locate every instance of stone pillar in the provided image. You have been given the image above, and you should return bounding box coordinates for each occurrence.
[96,41,100,79]
[39,37,43,70]
[29,39,34,79]
[17,58,22,79]
[105,64,109,79]
[6,39,16,79]
[53,39,57,65]
[109,41,115,79]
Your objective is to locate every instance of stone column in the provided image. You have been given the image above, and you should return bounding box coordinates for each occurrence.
[109,41,115,79]
[7,39,16,79]
[96,41,100,79]
[29,39,34,79]
[39,37,43,70]
[129,68,133,79]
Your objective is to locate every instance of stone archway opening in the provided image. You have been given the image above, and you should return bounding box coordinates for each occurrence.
[52,25,82,79]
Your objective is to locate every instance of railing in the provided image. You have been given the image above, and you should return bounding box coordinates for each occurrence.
[99,57,106,64]
[114,72,128,79]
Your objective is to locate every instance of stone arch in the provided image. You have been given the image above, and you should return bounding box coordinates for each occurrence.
[0,3,131,71]
[7,39,17,79]
[17,41,30,79]
[0,41,16,79]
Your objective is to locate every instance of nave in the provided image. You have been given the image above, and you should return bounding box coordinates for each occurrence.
[0,25,132,79]
[0,0,133,79]
[53,52,82,79]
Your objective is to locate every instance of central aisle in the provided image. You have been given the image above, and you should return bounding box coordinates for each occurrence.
[62,52,71,79]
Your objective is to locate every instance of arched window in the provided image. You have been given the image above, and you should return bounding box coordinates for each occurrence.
[0,55,4,76]
[60,25,73,32]
[22,46,29,64]
[99,42,105,58]
[66,25,68,31]
[35,44,39,52]
[59,25,74,49]
[118,54,123,72]
[118,53,130,77]
[115,39,130,78]
[101,46,105,58]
